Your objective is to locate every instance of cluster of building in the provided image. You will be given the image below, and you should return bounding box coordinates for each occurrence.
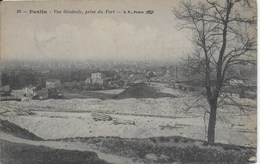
[85,72,147,89]
[84,72,124,89]
[22,79,62,100]
[1,67,257,101]
[0,79,62,101]
[85,70,162,89]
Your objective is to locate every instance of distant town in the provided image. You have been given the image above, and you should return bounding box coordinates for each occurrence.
[0,59,256,101]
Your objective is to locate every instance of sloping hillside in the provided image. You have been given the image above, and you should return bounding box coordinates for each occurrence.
[0,119,43,141]
[0,140,108,164]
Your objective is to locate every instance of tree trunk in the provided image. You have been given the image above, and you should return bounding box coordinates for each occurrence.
[207,100,217,144]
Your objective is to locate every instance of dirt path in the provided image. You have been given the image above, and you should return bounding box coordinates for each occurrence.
[0,133,141,164]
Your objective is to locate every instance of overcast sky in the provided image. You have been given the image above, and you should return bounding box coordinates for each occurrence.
[1,0,195,61]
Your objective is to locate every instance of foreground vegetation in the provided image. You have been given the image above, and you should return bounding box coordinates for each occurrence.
[56,136,256,164]
[0,119,256,163]
[0,140,108,164]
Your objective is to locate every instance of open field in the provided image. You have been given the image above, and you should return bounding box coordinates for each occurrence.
[0,121,256,164]
[61,89,118,100]
[0,83,257,163]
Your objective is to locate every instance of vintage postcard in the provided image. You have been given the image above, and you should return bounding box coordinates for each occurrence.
[0,0,257,163]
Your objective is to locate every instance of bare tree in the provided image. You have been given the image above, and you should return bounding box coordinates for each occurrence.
[173,0,256,144]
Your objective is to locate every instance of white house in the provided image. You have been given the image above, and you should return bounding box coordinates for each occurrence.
[91,72,103,84]
[86,72,104,85]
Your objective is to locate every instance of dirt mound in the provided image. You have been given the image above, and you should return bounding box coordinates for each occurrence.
[114,83,176,99]
[0,119,43,141]
[0,140,108,164]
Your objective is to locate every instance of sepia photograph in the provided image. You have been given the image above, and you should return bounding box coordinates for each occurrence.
[0,0,257,163]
